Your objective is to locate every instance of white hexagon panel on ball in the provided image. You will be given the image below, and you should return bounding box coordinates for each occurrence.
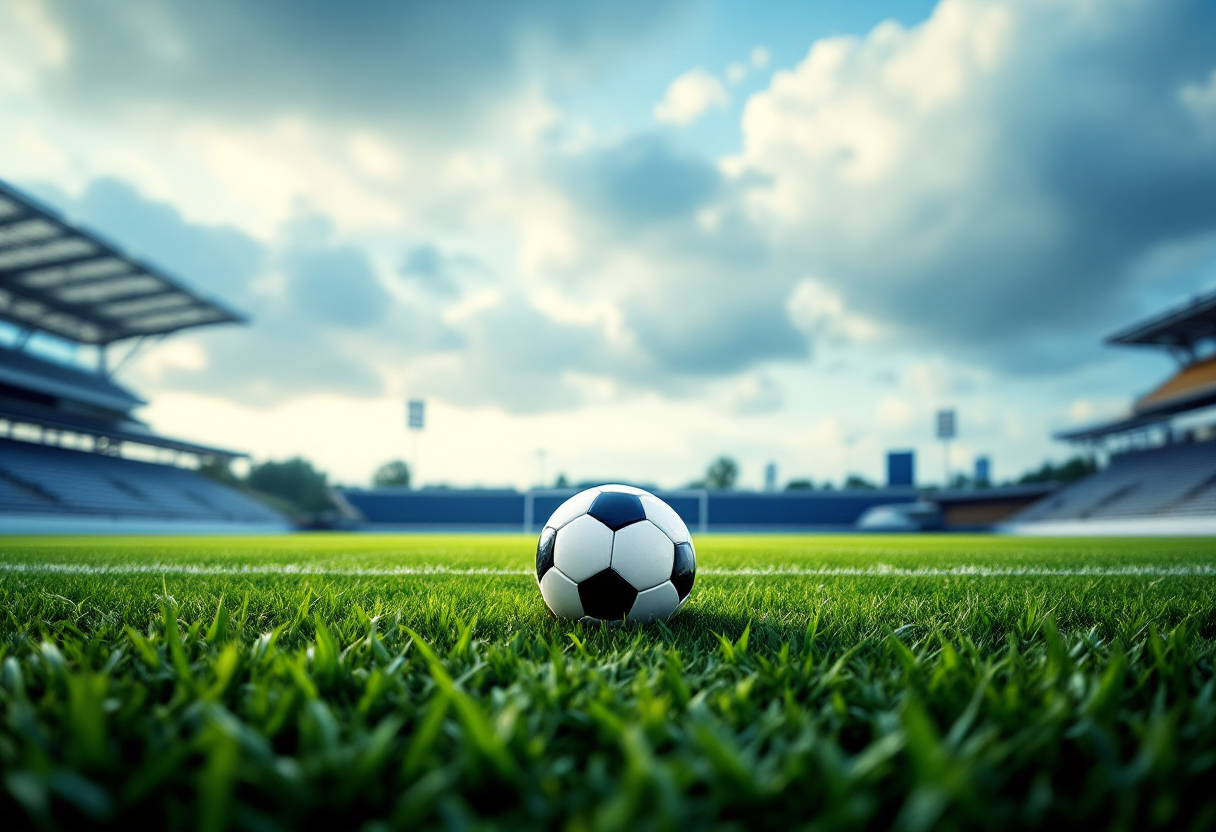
[639,493,690,544]
[539,568,584,619]
[546,488,601,531]
[610,520,675,591]
[626,581,680,625]
[553,514,613,583]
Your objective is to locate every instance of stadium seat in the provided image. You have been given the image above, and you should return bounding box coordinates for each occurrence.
[0,438,283,525]
[1012,441,1216,522]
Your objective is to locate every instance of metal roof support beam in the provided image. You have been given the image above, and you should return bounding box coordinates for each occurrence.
[0,222,62,255]
[1169,344,1196,366]
[0,247,102,276]
[0,217,37,233]
[1105,287,1216,356]
[108,334,164,378]
[0,179,247,346]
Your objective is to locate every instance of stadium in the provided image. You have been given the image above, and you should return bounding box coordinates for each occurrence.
[2,1,1216,830]
[0,181,287,535]
[5,188,1212,535]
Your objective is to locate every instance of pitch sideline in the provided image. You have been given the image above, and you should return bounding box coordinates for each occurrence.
[0,562,1213,578]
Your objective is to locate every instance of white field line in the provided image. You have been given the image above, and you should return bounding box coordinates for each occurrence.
[0,562,1213,578]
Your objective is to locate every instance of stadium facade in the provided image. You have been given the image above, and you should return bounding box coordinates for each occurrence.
[336,480,1053,534]
[1005,288,1216,535]
[338,486,927,533]
[3,169,1211,536]
[0,180,288,534]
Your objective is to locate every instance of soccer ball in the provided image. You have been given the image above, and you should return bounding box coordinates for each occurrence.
[535,484,696,624]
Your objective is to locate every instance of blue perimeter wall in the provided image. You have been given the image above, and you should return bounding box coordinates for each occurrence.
[339,488,920,532]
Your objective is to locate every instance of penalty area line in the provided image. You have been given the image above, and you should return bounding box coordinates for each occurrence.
[0,563,1213,578]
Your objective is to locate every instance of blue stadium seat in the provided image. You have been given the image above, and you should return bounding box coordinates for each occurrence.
[0,438,283,525]
[1013,441,1216,522]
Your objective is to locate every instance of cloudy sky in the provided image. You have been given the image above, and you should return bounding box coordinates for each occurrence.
[3,0,1215,489]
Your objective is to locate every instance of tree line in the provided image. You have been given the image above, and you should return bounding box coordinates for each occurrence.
[202,452,1099,519]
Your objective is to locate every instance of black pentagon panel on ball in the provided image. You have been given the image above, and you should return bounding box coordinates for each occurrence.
[587,492,647,531]
[536,526,556,581]
[671,541,696,600]
[578,568,639,621]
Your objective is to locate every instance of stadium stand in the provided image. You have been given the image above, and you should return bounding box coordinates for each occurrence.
[338,486,926,532]
[924,484,1057,529]
[0,179,287,534]
[1007,288,1216,534]
[1013,442,1216,522]
[339,482,1053,533]
[0,439,281,524]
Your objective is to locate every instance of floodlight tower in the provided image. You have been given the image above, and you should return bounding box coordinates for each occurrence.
[936,408,956,487]
[407,399,425,486]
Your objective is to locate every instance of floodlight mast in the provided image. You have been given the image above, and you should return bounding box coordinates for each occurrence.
[936,408,957,486]
[407,399,425,487]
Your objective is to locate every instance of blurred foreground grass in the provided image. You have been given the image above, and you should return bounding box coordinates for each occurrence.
[1,534,1214,830]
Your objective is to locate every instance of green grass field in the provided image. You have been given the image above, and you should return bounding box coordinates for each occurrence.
[2,534,1215,831]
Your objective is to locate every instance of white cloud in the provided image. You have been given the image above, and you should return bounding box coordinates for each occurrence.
[135,340,208,382]
[1068,398,1127,424]
[653,68,730,126]
[347,133,404,178]
[721,373,784,416]
[876,396,914,430]
[1181,67,1216,139]
[0,0,66,87]
[2,0,1213,489]
[729,0,1216,364]
[786,279,883,344]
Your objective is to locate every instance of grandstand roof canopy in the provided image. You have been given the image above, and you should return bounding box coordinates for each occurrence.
[927,483,1059,503]
[0,344,144,414]
[1135,355,1216,417]
[0,180,246,346]
[1106,287,1216,352]
[1054,411,1173,443]
[1055,354,1216,444]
